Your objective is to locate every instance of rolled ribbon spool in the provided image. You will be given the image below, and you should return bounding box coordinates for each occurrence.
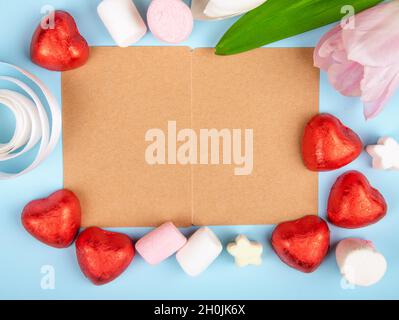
[0,62,61,179]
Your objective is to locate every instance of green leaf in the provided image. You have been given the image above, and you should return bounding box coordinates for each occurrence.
[215,0,384,55]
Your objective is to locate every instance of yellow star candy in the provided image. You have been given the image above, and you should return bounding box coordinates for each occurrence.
[227,235,263,267]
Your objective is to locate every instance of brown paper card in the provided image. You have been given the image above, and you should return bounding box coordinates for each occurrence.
[192,48,318,225]
[62,46,318,227]
[63,47,192,227]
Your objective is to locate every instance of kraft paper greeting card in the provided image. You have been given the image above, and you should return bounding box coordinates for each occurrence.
[62,46,319,227]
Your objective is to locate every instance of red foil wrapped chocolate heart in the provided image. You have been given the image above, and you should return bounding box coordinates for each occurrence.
[302,113,362,171]
[328,171,387,228]
[75,227,135,285]
[30,10,89,71]
[271,215,330,273]
[21,189,81,248]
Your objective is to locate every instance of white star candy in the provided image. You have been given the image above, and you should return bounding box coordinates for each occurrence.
[227,235,263,267]
[366,137,399,170]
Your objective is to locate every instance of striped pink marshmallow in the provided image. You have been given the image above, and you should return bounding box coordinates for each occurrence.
[135,222,187,265]
[147,0,193,44]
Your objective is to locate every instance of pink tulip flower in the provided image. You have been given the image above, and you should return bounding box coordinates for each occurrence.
[314,1,399,119]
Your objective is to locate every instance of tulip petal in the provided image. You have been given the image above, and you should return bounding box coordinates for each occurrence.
[203,0,267,18]
[191,0,208,20]
[314,24,343,70]
[361,65,399,119]
[328,61,364,97]
[315,24,364,97]
[314,1,399,119]
[191,0,226,20]
[342,1,399,67]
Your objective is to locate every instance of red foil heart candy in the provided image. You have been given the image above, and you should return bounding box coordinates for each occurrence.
[30,10,89,71]
[328,171,387,228]
[302,113,362,171]
[21,189,81,248]
[271,215,330,273]
[75,227,135,285]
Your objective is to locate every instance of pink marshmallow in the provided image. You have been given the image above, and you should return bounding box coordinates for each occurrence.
[135,222,187,265]
[147,0,193,44]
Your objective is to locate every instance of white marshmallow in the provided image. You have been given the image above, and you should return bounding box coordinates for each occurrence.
[336,238,387,287]
[176,227,222,276]
[97,0,147,47]
[366,137,399,170]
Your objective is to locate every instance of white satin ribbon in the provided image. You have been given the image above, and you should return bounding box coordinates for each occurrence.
[0,62,61,179]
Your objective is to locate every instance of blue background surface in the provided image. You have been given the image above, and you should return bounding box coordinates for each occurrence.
[0,0,398,299]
